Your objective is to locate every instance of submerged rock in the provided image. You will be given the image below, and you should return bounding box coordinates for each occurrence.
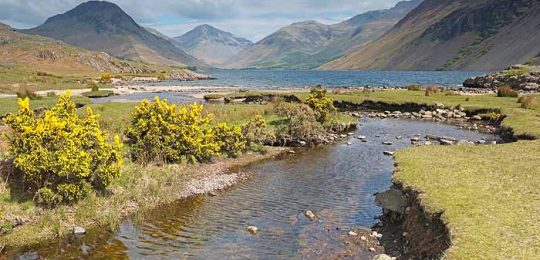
[247,226,258,235]
[305,210,317,221]
[383,151,395,156]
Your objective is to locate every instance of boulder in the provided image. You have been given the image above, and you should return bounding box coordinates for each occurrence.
[348,231,358,236]
[382,141,393,145]
[471,115,482,121]
[383,151,395,156]
[375,189,407,214]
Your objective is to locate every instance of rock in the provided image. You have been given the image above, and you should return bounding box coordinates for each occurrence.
[375,189,406,214]
[395,135,402,140]
[340,134,347,138]
[305,210,317,221]
[348,231,358,236]
[0,244,4,254]
[347,142,353,146]
[357,135,367,141]
[247,226,258,235]
[73,226,86,235]
[435,103,445,109]
[440,139,454,145]
[209,191,217,196]
[457,140,474,146]
[288,150,296,154]
[471,115,482,121]
[410,137,420,142]
[383,151,395,156]
[372,254,393,260]
[382,141,393,145]
[360,236,367,241]
[347,132,355,136]
[298,141,307,146]
[369,247,376,252]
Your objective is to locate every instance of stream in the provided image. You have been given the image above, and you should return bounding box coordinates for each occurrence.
[12,118,495,259]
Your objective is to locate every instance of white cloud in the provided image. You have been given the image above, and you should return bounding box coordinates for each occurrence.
[0,0,403,41]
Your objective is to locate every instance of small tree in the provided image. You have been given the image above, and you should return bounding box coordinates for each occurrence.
[305,85,336,123]
[125,98,219,163]
[4,92,123,206]
[275,103,324,144]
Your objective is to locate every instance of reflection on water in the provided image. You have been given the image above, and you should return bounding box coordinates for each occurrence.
[12,119,494,259]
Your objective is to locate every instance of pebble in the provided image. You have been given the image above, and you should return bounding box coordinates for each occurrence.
[209,191,217,196]
[357,135,367,140]
[369,247,376,252]
[382,141,393,145]
[360,236,367,241]
[247,226,258,235]
[347,142,353,146]
[305,210,317,221]
[288,150,295,154]
[73,226,86,235]
[348,231,358,236]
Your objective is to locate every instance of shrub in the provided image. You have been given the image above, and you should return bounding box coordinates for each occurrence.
[213,123,246,158]
[497,86,518,98]
[305,85,336,123]
[275,103,324,144]
[241,115,275,146]
[4,92,123,205]
[16,89,41,100]
[157,73,167,81]
[406,85,423,91]
[125,98,219,163]
[425,86,439,96]
[88,82,100,92]
[100,73,112,83]
[518,96,535,109]
[46,91,56,97]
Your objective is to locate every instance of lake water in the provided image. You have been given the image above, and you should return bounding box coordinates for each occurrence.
[166,70,485,88]
[11,119,495,259]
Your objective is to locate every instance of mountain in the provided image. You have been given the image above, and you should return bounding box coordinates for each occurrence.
[321,0,540,71]
[0,22,153,75]
[20,1,206,68]
[224,0,421,69]
[173,24,253,66]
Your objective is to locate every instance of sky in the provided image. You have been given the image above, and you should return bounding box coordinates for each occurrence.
[0,0,402,42]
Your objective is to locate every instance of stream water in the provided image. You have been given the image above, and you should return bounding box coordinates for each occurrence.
[12,119,495,259]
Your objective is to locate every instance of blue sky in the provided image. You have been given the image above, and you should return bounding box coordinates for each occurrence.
[0,0,403,41]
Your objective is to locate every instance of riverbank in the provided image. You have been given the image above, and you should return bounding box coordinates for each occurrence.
[0,148,286,252]
[387,140,540,259]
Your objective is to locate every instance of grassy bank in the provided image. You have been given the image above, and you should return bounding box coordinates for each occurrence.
[314,90,540,138]
[394,141,540,259]
[0,96,91,116]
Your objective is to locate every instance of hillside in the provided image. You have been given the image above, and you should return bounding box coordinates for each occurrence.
[321,0,540,71]
[0,22,155,76]
[20,1,206,68]
[224,0,421,69]
[174,24,252,66]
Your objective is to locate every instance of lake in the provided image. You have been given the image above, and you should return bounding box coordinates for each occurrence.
[164,70,485,88]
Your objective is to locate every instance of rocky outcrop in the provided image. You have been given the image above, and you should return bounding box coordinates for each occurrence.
[463,65,540,91]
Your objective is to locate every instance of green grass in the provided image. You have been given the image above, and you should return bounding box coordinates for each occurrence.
[0,65,92,93]
[296,90,540,138]
[81,90,114,98]
[0,96,91,116]
[394,141,540,259]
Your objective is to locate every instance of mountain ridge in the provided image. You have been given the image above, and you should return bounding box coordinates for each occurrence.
[224,0,422,69]
[173,24,252,66]
[20,1,206,68]
[320,0,540,71]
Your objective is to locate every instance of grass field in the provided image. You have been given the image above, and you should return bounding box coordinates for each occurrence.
[394,141,540,259]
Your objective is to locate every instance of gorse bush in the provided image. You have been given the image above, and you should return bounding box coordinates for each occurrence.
[125,98,219,164]
[242,115,275,146]
[497,86,518,98]
[100,72,112,82]
[305,86,336,123]
[275,102,324,144]
[4,92,123,206]
[213,123,246,158]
